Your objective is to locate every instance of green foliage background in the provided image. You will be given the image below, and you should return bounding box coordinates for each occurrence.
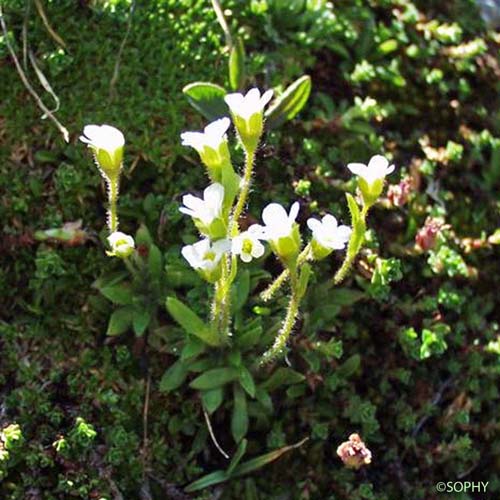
[1,0,500,498]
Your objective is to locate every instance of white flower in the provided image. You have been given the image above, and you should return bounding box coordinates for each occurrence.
[258,202,300,241]
[224,88,274,121]
[181,117,231,153]
[307,214,351,250]
[347,154,395,185]
[80,124,125,178]
[179,183,224,226]
[181,238,230,272]
[107,231,135,258]
[80,124,125,151]
[232,226,266,263]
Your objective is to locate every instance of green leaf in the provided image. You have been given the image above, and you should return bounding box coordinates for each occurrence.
[183,82,229,121]
[239,366,256,398]
[255,387,273,413]
[100,284,133,305]
[227,438,247,476]
[328,288,365,306]
[231,384,248,443]
[378,39,398,55]
[232,438,308,477]
[187,358,213,373]
[229,37,245,91]
[231,269,250,312]
[165,264,200,288]
[184,470,229,493]
[148,244,163,279]
[107,306,133,336]
[297,263,311,299]
[190,367,239,390]
[181,338,206,361]
[185,439,308,492]
[132,307,151,336]
[92,271,128,291]
[166,297,219,346]
[236,317,263,350]
[159,360,188,393]
[265,75,312,128]
[201,387,224,414]
[260,367,305,392]
[135,224,153,246]
[337,354,361,378]
[346,193,361,226]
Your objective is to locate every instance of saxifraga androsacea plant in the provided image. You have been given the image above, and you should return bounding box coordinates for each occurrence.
[80,88,395,453]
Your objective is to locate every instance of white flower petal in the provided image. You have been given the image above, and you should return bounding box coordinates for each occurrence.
[251,240,265,258]
[181,194,205,211]
[307,218,322,233]
[81,124,124,151]
[337,225,352,240]
[260,89,274,107]
[204,183,224,210]
[248,224,266,238]
[241,252,252,263]
[231,236,244,254]
[347,163,367,176]
[204,117,231,137]
[322,214,338,231]
[289,202,300,223]
[368,154,389,170]
[224,93,245,111]
[181,245,198,268]
[180,131,205,149]
[262,203,289,228]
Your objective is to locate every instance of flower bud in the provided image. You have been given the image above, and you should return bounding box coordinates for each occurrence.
[107,231,135,258]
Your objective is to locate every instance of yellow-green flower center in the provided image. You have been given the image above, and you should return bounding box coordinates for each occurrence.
[204,250,216,261]
[242,239,253,254]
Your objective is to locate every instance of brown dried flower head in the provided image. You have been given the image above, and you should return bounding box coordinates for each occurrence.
[415,217,444,251]
[336,433,372,470]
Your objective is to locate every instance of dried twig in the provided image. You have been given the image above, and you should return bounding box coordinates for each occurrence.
[22,0,30,69]
[411,376,454,438]
[203,407,229,459]
[211,0,232,49]
[33,0,66,49]
[29,50,60,115]
[0,4,69,142]
[142,373,151,476]
[109,0,136,100]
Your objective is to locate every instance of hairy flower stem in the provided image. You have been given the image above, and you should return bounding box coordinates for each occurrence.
[261,268,300,364]
[107,177,120,233]
[333,205,369,285]
[229,148,255,237]
[261,243,312,302]
[213,148,256,343]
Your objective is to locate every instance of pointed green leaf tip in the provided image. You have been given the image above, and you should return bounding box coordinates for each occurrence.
[165,297,220,346]
[229,37,246,91]
[265,75,312,128]
[183,82,229,121]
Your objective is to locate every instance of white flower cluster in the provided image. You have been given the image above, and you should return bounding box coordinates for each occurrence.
[176,88,395,278]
